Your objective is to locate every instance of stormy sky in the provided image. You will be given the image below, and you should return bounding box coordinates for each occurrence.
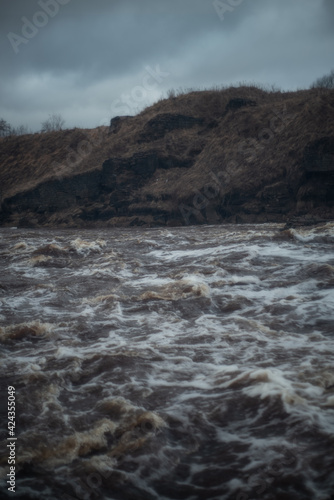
[0,0,333,132]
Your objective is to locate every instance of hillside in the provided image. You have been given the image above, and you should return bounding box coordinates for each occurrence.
[1,86,334,228]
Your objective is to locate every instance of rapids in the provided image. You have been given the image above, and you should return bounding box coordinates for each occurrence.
[0,223,334,499]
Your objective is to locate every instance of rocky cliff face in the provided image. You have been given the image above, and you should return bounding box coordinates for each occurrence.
[0,86,334,228]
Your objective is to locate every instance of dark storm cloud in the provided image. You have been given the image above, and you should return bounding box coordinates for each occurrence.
[0,0,333,131]
[322,0,334,26]
[2,0,231,77]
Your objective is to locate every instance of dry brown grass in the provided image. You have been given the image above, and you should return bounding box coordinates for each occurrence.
[1,85,334,225]
[0,127,109,198]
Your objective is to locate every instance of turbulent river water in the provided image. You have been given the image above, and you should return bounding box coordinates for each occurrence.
[0,223,334,500]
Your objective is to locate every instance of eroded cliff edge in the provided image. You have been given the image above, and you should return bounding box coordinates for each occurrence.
[1,86,334,227]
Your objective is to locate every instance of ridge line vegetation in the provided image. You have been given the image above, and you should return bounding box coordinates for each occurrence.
[1,69,333,137]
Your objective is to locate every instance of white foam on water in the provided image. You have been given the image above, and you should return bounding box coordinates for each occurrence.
[70,237,107,254]
[147,243,236,262]
[290,223,334,242]
[1,224,334,499]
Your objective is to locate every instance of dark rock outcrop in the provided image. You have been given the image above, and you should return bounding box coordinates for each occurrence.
[1,149,195,225]
[109,115,132,134]
[0,86,333,228]
[4,170,102,214]
[297,137,334,211]
[226,98,257,111]
[138,113,205,142]
[303,137,334,172]
[102,150,192,185]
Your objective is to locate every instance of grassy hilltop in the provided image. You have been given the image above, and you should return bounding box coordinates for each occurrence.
[0,85,334,227]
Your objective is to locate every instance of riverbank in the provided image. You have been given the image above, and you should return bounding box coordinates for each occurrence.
[1,86,333,228]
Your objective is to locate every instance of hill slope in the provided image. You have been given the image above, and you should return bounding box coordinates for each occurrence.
[1,86,334,227]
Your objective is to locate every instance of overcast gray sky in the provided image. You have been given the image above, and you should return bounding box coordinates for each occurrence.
[0,0,333,131]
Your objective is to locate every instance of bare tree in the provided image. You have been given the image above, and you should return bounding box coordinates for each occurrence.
[0,118,12,137]
[41,113,65,132]
[311,69,334,89]
[11,124,31,136]
[0,119,32,137]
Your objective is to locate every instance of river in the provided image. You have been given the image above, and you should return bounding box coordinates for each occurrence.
[0,223,334,500]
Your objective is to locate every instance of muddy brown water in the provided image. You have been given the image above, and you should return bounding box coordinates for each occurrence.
[0,223,334,500]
